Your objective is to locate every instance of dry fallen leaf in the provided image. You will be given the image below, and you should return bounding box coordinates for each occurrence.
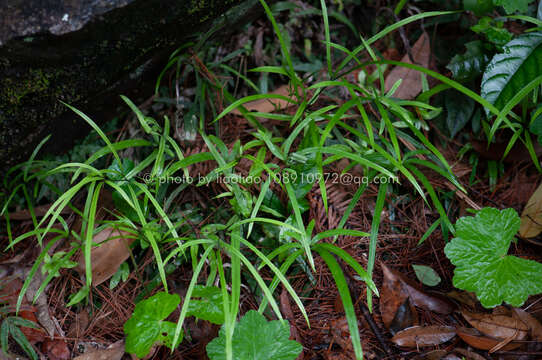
[391,325,456,348]
[380,264,453,330]
[231,84,299,115]
[411,350,448,360]
[76,226,135,286]
[73,340,125,360]
[461,309,528,340]
[384,32,431,99]
[42,339,70,360]
[446,290,478,309]
[512,308,542,341]
[520,182,542,238]
[456,327,523,351]
[19,310,46,344]
[6,203,71,220]
[389,297,418,335]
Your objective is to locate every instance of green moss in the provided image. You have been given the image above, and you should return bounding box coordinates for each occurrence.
[2,69,50,105]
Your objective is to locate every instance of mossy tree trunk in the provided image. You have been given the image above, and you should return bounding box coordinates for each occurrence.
[0,0,252,171]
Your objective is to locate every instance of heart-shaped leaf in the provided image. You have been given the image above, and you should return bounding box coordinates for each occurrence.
[481,32,542,114]
[124,292,181,358]
[444,207,542,308]
[206,310,302,360]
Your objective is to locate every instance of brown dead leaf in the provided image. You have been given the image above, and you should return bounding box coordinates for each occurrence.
[456,327,523,351]
[6,204,72,221]
[73,340,124,360]
[19,310,46,344]
[231,84,299,115]
[461,310,528,340]
[76,226,135,286]
[384,32,431,99]
[447,290,478,309]
[380,264,453,330]
[411,350,448,360]
[67,309,89,338]
[389,297,418,335]
[512,308,542,341]
[520,182,542,238]
[329,317,353,352]
[391,325,456,348]
[42,339,70,360]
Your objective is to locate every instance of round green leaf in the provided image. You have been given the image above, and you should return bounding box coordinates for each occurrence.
[206,310,302,360]
[444,208,542,308]
[412,264,441,287]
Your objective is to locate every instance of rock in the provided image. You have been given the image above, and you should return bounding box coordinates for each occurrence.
[0,0,255,172]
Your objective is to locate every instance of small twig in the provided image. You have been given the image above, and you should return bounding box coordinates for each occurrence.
[341,264,392,355]
[358,301,392,355]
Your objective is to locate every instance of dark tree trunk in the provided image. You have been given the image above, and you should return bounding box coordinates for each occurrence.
[0,0,253,171]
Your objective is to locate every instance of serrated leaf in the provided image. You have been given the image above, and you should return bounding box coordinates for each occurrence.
[471,17,512,47]
[447,41,492,81]
[206,310,302,360]
[444,207,542,308]
[124,292,181,358]
[445,91,475,138]
[494,0,534,14]
[481,32,542,114]
[186,285,225,324]
[412,265,441,286]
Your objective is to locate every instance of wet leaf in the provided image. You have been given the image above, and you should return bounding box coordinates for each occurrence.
[389,297,418,336]
[512,308,542,341]
[456,327,523,351]
[186,285,224,325]
[412,265,441,287]
[391,325,456,348]
[76,226,136,286]
[444,207,542,308]
[446,290,478,309]
[380,264,453,330]
[124,292,181,358]
[461,309,528,340]
[384,32,431,99]
[520,182,542,238]
[446,41,491,81]
[206,310,302,360]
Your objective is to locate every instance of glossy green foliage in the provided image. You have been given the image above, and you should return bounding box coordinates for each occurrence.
[446,41,491,82]
[471,17,512,47]
[206,310,302,360]
[493,0,534,14]
[186,285,225,325]
[445,91,475,138]
[444,208,542,308]
[124,292,181,358]
[481,32,542,114]
[463,0,494,16]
